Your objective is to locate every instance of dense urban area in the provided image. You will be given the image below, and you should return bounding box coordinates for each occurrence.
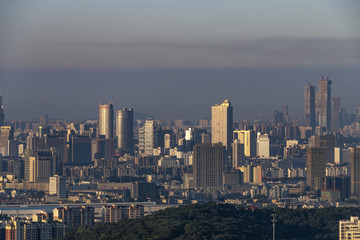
[0,76,360,239]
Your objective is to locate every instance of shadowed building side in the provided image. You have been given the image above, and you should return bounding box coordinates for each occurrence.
[306,147,326,191]
[116,108,134,153]
[193,143,224,190]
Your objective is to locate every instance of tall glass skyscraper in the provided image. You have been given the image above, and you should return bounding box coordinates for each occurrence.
[116,108,133,151]
[98,102,114,139]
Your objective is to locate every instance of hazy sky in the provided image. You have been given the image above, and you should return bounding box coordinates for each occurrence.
[0,1,359,120]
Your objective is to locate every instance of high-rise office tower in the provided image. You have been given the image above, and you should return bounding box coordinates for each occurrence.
[256,133,270,158]
[233,130,256,157]
[25,150,55,183]
[193,143,224,189]
[331,98,340,130]
[211,100,233,153]
[316,77,332,130]
[304,84,316,128]
[138,120,156,155]
[164,133,171,150]
[306,147,326,190]
[231,139,244,168]
[350,146,360,197]
[91,137,113,161]
[309,134,335,164]
[49,175,67,199]
[281,105,289,121]
[98,103,114,139]
[116,108,133,152]
[0,126,14,156]
[0,95,4,126]
[69,135,91,165]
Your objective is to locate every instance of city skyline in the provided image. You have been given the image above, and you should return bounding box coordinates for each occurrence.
[0,2,360,239]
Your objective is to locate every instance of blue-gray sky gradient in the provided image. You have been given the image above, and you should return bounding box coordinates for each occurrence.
[0,1,359,120]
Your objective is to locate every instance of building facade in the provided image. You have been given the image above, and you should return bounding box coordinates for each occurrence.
[340,216,360,240]
[306,147,326,190]
[304,84,316,128]
[116,108,133,152]
[211,100,233,154]
[193,143,224,189]
[316,77,332,130]
[98,103,114,139]
[351,146,360,198]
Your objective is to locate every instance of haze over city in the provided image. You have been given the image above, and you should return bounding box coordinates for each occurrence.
[1,1,360,240]
[0,0,359,120]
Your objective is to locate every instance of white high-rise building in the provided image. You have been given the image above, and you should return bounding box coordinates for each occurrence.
[257,133,270,158]
[211,100,233,153]
[49,175,66,199]
[339,216,360,240]
[185,128,194,141]
[139,120,156,155]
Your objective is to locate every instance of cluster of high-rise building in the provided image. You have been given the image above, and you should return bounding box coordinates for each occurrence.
[0,74,359,238]
[304,76,350,131]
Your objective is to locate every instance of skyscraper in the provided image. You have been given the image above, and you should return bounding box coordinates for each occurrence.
[257,133,270,158]
[193,143,224,189]
[138,120,156,155]
[98,103,114,139]
[233,130,256,157]
[231,139,244,168]
[25,150,55,183]
[116,108,133,152]
[331,98,340,130]
[306,147,326,190]
[316,77,332,130]
[309,134,335,164]
[350,146,360,197]
[304,84,316,128]
[49,175,67,199]
[211,100,233,153]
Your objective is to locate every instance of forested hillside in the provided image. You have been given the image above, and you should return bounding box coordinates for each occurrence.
[62,203,360,240]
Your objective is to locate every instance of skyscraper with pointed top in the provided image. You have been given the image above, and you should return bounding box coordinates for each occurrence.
[211,99,233,153]
[304,84,316,128]
[316,77,332,130]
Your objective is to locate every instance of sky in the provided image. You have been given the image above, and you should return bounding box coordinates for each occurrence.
[0,0,359,121]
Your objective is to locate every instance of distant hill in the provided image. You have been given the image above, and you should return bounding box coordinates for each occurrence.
[62,203,360,240]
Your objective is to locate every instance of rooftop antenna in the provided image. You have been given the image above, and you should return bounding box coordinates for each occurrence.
[326,70,332,81]
[318,71,324,79]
